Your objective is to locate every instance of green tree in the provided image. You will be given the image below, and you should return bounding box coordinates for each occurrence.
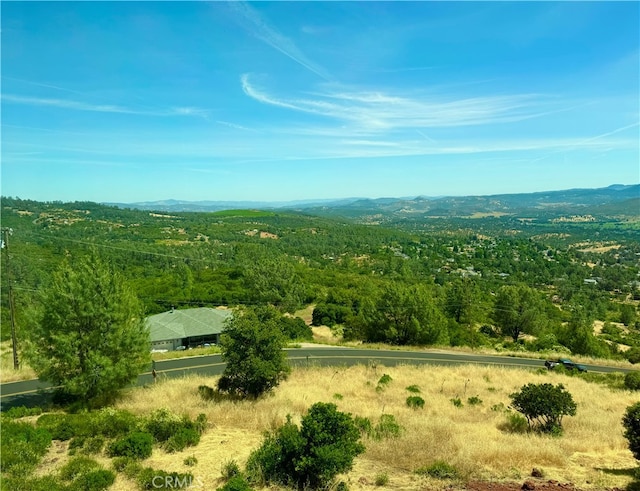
[620,304,637,327]
[246,402,364,489]
[444,277,481,326]
[26,253,150,404]
[217,306,291,398]
[510,383,577,434]
[623,402,640,460]
[360,282,447,345]
[493,284,546,343]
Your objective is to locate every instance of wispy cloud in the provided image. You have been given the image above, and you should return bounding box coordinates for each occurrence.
[228,1,331,80]
[216,120,254,131]
[527,121,640,164]
[241,74,567,131]
[1,94,209,118]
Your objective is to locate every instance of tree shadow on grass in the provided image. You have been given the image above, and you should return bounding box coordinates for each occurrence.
[595,467,640,491]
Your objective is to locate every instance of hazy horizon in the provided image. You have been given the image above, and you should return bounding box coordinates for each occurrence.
[2,2,638,203]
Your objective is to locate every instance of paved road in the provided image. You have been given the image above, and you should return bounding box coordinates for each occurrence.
[0,347,634,410]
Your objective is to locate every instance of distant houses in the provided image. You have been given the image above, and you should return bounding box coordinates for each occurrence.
[146,307,232,351]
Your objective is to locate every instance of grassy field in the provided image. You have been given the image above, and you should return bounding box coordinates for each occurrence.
[27,363,631,490]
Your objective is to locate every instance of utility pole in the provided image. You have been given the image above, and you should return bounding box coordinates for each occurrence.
[2,227,19,369]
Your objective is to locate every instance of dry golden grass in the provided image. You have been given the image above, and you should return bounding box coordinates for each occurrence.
[105,363,639,490]
[0,341,36,383]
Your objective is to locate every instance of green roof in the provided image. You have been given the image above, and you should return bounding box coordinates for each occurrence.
[146,307,232,342]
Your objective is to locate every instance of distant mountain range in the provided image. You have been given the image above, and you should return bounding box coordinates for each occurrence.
[108,184,639,220]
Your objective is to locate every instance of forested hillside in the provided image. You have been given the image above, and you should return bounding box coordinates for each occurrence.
[1,195,639,361]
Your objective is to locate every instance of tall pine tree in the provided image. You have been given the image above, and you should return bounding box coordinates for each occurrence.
[27,253,150,404]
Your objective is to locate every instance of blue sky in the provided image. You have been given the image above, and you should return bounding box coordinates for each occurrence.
[2,1,638,203]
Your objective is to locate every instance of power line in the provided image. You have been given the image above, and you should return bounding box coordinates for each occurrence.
[2,227,20,369]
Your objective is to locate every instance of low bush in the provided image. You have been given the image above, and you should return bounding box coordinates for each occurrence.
[217,475,254,491]
[221,459,241,480]
[59,456,101,481]
[416,460,460,479]
[451,397,463,408]
[374,473,389,486]
[111,456,135,472]
[144,409,206,447]
[198,384,216,401]
[625,371,640,391]
[184,455,198,467]
[354,416,373,436]
[1,420,52,475]
[164,427,201,453]
[107,431,153,459]
[500,412,529,434]
[467,396,483,406]
[69,435,105,456]
[405,385,421,393]
[69,469,115,491]
[0,475,66,491]
[406,395,425,409]
[2,405,44,419]
[627,348,640,365]
[373,414,402,440]
[354,414,403,440]
[94,408,139,438]
[377,374,393,386]
[245,402,364,490]
[144,408,182,442]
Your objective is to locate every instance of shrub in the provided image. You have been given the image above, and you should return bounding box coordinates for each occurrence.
[0,475,66,491]
[246,402,364,489]
[416,460,460,479]
[625,371,640,391]
[69,469,115,491]
[221,459,241,480]
[333,393,344,400]
[406,395,425,409]
[60,456,101,481]
[374,414,402,440]
[510,383,577,434]
[405,384,421,393]
[500,413,529,434]
[378,374,393,386]
[217,475,254,491]
[94,408,139,438]
[451,397,463,408]
[107,431,153,459]
[354,416,373,436]
[2,405,44,419]
[144,408,182,442]
[627,348,640,365]
[467,396,483,406]
[164,427,200,453]
[111,456,134,472]
[69,435,105,455]
[623,402,640,460]
[374,473,389,486]
[198,384,216,401]
[1,420,52,475]
[184,455,198,467]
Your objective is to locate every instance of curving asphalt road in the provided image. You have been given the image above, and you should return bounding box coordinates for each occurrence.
[0,347,635,410]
